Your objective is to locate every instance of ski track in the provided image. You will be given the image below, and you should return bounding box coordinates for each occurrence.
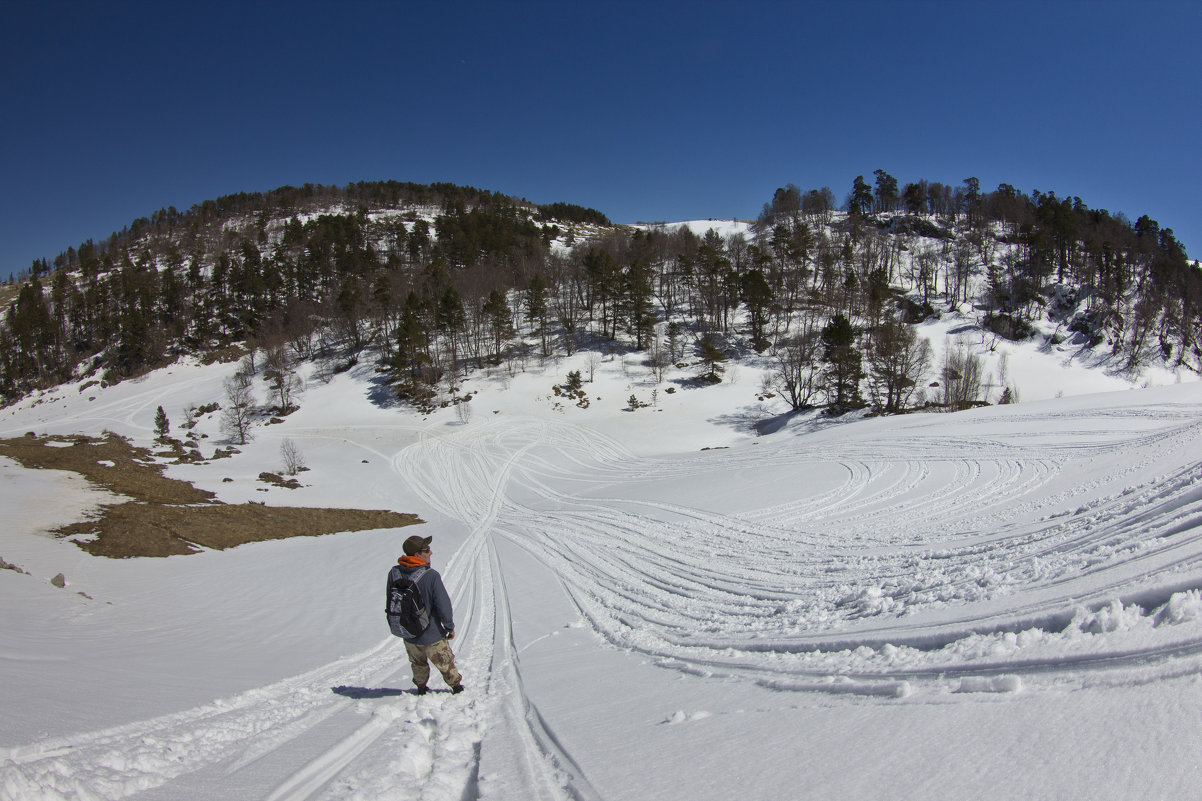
[481,410,1202,696]
[2,417,587,801]
[7,403,1202,798]
[387,407,1202,710]
[0,373,220,441]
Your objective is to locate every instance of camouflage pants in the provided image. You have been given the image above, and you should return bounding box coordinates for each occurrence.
[404,638,462,689]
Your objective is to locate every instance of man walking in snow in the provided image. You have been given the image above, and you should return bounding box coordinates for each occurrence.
[388,534,464,695]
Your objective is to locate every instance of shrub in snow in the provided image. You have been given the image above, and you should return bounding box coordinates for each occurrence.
[552,371,589,408]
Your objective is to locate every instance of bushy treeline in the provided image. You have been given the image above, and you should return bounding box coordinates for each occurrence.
[1,181,603,395]
[1,174,1197,414]
[17,181,606,283]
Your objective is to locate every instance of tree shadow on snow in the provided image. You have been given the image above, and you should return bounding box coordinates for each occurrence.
[754,408,804,435]
[708,406,863,438]
[705,405,777,436]
[365,373,406,409]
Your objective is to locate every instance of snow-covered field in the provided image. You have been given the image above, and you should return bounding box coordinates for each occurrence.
[3,324,1202,800]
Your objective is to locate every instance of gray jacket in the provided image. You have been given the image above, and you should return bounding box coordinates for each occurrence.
[387,562,455,645]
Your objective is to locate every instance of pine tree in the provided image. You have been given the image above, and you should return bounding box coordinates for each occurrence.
[848,175,874,218]
[437,285,467,374]
[624,260,657,350]
[154,406,171,441]
[482,289,514,363]
[873,169,899,213]
[525,275,550,356]
[696,332,727,384]
[666,321,682,362]
[739,269,775,352]
[391,292,431,389]
[821,314,864,412]
[584,250,621,339]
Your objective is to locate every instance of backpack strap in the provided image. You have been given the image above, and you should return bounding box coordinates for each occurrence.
[388,567,420,614]
[388,567,428,598]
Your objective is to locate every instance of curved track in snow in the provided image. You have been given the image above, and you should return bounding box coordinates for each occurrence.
[2,418,607,801]
[7,396,1202,799]
[403,404,1202,704]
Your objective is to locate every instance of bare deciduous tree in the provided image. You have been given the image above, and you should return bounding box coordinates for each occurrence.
[220,376,256,444]
[281,438,305,475]
[585,351,602,382]
[773,313,823,409]
[866,319,931,414]
[263,344,301,413]
[647,336,669,383]
[940,338,985,411]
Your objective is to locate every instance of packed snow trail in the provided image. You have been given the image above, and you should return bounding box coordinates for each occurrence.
[485,402,1202,696]
[383,402,1202,695]
[6,376,1202,799]
[2,418,602,801]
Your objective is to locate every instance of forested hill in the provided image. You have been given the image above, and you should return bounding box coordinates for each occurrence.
[1,175,1199,412]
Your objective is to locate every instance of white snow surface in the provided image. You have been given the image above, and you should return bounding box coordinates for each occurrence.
[3,331,1202,800]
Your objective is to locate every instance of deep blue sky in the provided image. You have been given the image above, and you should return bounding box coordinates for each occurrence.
[3,1,1199,279]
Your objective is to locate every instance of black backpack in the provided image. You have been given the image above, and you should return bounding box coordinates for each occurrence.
[386,567,430,638]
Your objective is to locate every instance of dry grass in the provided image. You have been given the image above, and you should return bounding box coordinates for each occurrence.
[0,432,216,504]
[0,282,18,308]
[58,503,421,558]
[0,433,423,558]
[200,344,250,365]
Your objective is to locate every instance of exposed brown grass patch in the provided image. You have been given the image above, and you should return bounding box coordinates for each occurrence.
[0,282,18,308]
[259,471,302,489]
[59,503,421,558]
[0,433,423,558]
[200,344,249,365]
[0,432,215,504]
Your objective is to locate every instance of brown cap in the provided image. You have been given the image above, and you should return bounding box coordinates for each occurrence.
[402,535,433,556]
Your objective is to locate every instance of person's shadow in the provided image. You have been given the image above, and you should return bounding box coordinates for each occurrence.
[331,685,414,698]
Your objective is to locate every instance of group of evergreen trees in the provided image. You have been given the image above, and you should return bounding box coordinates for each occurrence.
[1,176,1197,415]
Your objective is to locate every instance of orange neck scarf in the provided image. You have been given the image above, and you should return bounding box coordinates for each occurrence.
[398,555,428,568]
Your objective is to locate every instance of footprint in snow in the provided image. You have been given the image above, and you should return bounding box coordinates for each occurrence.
[663,710,712,725]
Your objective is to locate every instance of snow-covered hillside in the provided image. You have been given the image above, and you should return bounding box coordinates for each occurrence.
[3,323,1202,800]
